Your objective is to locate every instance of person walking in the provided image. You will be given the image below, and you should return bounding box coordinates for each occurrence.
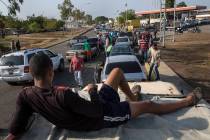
[70,52,84,88]
[83,40,92,61]
[148,43,160,81]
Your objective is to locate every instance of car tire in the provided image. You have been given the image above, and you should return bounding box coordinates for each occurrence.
[7,82,17,86]
[58,59,65,72]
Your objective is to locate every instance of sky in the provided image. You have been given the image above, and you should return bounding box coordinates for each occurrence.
[0,0,210,19]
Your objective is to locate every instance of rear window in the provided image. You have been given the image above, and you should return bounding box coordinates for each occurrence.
[27,53,35,62]
[117,38,128,42]
[0,55,24,66]
[110,46,132,56]
[71,45,83,50]
[105,61,142,74]
[88,38,98,43]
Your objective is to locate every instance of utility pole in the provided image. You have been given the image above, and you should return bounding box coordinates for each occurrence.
[125,1,128,30]
[173,0,176,42]
[159,0,166,47]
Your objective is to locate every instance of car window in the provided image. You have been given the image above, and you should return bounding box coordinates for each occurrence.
[110,47,132,56]
[117,38,128,42]
[0,55,24,66]
[27,53,36,63]
[44,50,56,58]
[71,45,83,50]
[105,61,142,75]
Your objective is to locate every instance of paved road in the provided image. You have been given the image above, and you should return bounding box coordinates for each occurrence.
[0,30,99,130]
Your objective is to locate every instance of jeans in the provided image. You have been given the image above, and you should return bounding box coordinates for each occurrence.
[148,63,160,81]
[74,71,83,86]
[140,49,148,63]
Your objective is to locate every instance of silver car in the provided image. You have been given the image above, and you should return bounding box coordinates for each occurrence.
[100,55,147,82]
[0,48,64,85]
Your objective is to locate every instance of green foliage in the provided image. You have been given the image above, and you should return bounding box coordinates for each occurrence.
[58,0,74,20]
[28,22,41,33]
[72,9,85,21]
[119,9,136,21]
[95,16,109,24]
[166,0,175,8]
[117,16,125,25]
[85,14,93,25]
[177,1,187,7]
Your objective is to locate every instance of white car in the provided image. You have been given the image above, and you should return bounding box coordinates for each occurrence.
[115,36,132,46]
[0,48,64,85]
[97,55,147,83]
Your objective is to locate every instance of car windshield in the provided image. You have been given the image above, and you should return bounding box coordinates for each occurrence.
[0,55,24,66]
[71,45,83,50]
[117,38,128,42]
[105,61,142,75]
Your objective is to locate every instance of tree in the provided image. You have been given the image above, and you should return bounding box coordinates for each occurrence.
[85,14,93,25]
[165,0,175,8]
[7,0,24,16]
[58,0,74,20]
[177,1,187,7]
[118,16,125,25]
[119,9,136,21]
[94,16,108,24]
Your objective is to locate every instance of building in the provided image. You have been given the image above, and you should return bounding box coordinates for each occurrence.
[135,6,207,25]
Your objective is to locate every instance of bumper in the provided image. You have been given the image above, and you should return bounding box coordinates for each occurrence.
[66,55,85,61]
[0,73,33,82]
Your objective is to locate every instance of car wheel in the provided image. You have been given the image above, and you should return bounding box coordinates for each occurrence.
[58,60,65,72]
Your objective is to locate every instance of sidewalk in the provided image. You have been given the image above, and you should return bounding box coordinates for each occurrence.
[159,61,192,95]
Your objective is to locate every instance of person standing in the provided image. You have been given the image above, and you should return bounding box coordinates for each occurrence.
[16,40,21,51]
[83,40,91,61]
[138,35,149,63]
[70,52,84,88]
[10,40,15,52]
[148,43,160,81]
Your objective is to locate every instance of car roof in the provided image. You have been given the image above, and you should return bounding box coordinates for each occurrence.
[2,48,46,57]
[115,42,130,46]
[73,43,84,46]
[117,36,129,39]
[106,55,137,63]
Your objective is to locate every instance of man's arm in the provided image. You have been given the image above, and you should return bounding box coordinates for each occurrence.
[6,90,33,139]
[64,88,103,118]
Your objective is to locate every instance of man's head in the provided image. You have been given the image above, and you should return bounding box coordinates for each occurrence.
[153,43,158,50]
[74,52,79,57]
[29,53,54,83]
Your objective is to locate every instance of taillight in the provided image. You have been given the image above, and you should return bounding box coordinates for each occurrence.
[24,66,30,73]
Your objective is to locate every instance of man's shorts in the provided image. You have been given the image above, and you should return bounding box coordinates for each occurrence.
[99,84,131,128]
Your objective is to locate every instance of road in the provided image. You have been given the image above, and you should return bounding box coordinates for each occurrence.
[0,30,99,130]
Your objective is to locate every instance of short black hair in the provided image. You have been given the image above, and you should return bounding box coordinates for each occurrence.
[29,53,53,80]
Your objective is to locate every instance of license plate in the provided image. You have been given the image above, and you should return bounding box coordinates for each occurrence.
[8,70,13,75]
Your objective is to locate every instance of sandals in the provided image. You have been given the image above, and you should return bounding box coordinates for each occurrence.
[190,87,203,106]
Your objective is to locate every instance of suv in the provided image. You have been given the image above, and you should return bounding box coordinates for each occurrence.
[0,48,64,85]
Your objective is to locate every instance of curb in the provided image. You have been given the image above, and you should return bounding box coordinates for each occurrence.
[45,28,93,49]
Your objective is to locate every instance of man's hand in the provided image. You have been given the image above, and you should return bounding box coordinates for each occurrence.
[83,84,98,94]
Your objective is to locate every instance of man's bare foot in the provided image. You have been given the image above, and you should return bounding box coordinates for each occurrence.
[131,85,142,101]
[185,87,202,106]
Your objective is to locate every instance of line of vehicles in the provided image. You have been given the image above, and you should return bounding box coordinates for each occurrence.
[0,27,149,85]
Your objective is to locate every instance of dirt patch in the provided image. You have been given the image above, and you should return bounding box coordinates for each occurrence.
[1,28,87,50]
[161,27,210,100]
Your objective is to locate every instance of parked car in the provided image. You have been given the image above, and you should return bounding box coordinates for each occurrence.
[94,55,146,83]
[198,19,210,25]
[66,43,86,61]
[109,42,133,56]
[0,48,64,85]
[115,36,132,46]
[87,37,99,56]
